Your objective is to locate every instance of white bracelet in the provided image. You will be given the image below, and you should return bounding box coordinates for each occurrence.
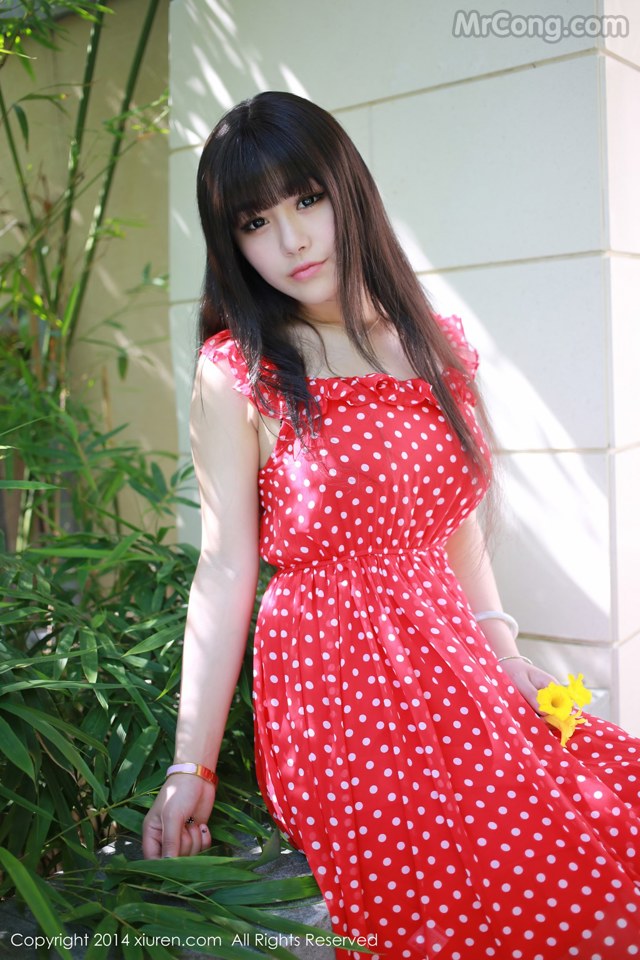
[497,654,533,666]
[473,610,519,640]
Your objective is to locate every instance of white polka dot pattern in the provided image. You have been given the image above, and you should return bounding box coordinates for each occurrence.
[200,317,640,959]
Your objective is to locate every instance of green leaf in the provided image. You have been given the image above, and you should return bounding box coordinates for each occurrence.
[0,703,108,804]
[112,724,159,801]
[117,352,129,380]
[0,782,44,818]
[0,713,35,779]
[84,914,119,960]
[124,622,184,657]
[23,794,54,873]
[60,281,81,338]
[97,531,141,568]
[108,806,144,833]
[213,876,320,906]
[0,848,73,960]
[80,627,99,683]
[122,936,144,960]
[0,480,60,490]
[12,103,29,148]
[252,830,281,867]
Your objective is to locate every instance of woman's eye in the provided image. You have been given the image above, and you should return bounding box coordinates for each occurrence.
[298,192,325,209]
[240,215,267,232]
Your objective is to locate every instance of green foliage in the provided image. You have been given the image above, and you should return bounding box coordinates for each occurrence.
[0,2,338,955]
[0,0,168,414]
[0,476,338,957]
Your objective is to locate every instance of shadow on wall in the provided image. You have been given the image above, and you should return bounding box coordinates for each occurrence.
[167,0,621,699]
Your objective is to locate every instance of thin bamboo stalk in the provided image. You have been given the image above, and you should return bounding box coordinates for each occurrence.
[0,83,52,306]
[64,0,161,352]
[51,7,106,316]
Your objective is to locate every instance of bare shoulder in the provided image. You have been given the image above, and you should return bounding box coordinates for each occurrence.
[191,352,259,423]
[190,354,260,562]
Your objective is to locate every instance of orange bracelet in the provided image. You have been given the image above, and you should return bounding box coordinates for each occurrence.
[166,762,219,789]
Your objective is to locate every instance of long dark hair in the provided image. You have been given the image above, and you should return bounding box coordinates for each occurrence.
[196,91,492,481]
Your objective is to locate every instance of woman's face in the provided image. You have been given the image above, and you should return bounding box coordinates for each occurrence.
[232,184,339,320]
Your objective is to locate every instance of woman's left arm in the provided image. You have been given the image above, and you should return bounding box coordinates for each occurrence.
[444,511,557,712]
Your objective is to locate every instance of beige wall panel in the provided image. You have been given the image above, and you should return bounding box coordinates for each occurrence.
[614,631,640,736]
[169,0,603,149]
[604,56,640,254]
[370,56,602,271]
[603,0,640,66]
[490,451,611,642]
[425,256,608,451]
[612,445,640,642]
[170,147,206,304]
[169,302,200,456]
[609,256,640,449]
[167,0,638,727]
[0,1,175,509]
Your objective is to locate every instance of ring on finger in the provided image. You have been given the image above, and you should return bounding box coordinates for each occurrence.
[185,816,195,826]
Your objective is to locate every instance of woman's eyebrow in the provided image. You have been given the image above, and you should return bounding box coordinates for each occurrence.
[233,203,263,224]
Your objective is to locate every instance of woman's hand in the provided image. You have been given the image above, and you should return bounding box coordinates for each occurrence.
[142,774,216,859]
[500,658,558,714]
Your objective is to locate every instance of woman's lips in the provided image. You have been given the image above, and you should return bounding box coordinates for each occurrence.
[289,260,325,280]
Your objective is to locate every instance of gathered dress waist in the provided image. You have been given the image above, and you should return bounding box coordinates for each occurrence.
[270,543,447,574]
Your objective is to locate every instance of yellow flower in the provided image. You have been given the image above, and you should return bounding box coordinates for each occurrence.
[567,673,592,708]
[537,682,573,720]
[544,712,588,747]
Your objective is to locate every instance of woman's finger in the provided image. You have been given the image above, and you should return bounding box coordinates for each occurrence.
[199,823,211,851]
[142,813,163,860]
[162,812,187,859]
[186,820,203,856]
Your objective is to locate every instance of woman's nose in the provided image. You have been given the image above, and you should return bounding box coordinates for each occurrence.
[278,214,308,254]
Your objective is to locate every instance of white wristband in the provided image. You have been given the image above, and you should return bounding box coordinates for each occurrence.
[473,610,519,640]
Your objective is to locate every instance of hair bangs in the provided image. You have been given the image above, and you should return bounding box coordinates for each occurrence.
[216,130,325,226]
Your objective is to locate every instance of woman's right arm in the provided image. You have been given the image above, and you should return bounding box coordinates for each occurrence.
[142,354,260,859]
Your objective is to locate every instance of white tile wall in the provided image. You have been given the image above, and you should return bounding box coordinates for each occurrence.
[604,0,640,67]
[614,630,640,736]
[370,56,603,271]
[490,451,611,642]
[612,445,640,642]
[609,255,640,449]
[169,0,603,149]
[169,301,201,455]
[604,57,640,254]
[169,147,206,305]
[333,106,373,171]
[168,0,639,725]
[426,256,609,451]
[169,0,237,149]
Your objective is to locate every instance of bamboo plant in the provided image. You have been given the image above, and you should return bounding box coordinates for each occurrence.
[0,4,357,957]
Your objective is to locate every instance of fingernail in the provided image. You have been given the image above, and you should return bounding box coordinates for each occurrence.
[200,825,208,834]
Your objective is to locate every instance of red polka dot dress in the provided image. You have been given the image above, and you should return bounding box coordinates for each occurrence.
[200,316,640,960]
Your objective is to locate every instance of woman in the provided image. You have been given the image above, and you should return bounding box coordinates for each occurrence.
[142,92,640,959]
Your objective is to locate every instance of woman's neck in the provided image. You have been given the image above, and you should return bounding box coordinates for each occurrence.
[301,297,380,330]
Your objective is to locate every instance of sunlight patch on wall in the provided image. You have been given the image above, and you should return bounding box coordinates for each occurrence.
[416,271,610,618]
[279,65,311,99]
